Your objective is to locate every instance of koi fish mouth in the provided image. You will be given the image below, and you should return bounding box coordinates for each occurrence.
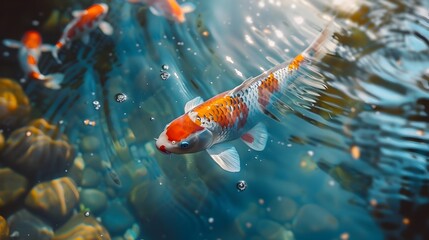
[156,144,171,154]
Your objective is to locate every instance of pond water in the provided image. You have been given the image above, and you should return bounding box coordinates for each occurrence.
[0,0,428,239]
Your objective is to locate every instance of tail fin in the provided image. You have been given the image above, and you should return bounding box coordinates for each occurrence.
[43,73,64,89]
[303,21,339,60]
[51,46,62,64]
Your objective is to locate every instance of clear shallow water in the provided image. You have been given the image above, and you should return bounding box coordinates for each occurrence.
[0,0,429,239]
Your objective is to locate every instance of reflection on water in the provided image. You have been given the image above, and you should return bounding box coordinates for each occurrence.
[0,0,429,239]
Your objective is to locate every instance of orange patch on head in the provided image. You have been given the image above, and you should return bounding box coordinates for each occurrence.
[194,93,249,129]
[288,54,305,71]
[22,31,42,49]
[166,114,204,142]
[258,73,279,107]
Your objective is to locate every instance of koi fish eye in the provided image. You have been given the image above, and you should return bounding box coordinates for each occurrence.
[179,141,190,149]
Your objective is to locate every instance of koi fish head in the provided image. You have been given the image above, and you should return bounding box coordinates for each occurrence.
[156,114,213,154]
[86,3,109,19]
[21,31,42,49]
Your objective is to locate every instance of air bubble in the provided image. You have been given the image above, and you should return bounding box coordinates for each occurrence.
[92,100,101,110]
[160,72,170,80]
[115,93,127,103]
[236,180,247,192]
[150,117,155,121]
[161,64,169,70]
[84,211,90,217]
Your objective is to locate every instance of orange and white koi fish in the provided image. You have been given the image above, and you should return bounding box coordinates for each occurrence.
[127,0,195,23]
[52,3,113,63]
[3,31,63,89]
[156,25,335,172]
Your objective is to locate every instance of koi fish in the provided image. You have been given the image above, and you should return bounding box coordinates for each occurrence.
[127,0,195,23]
[3,31,63,89]
[52,3,113,63]
[155,25,335,172]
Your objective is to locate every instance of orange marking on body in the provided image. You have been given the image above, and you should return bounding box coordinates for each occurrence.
[258,73,279,107]
[168,0,182,15]
[166,114,204,141]
[29,71,41,80]
[27,55,37,65]
[69,4,105,38]
[288,54,305,71]
[22,31,42,49]
[194,93,249,129]
[56,42,64,49]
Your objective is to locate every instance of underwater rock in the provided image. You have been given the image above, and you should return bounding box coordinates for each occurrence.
[7,209,54,240]
[0,78,31,129]
[25,177,79,221]
[0,215,9,239]
[67,155,85,185]
[293,204,338,233]
[0,131,4,152]
[130,180,196,239]
[80,135,100,153]
[256,219,295,240]
[81,167,101,188]
[1,118,75,181]
[0,167,28,208]
[268,197,298,222]
[80,189,107,214]
[53,214,111,240]
[100,202,135,236]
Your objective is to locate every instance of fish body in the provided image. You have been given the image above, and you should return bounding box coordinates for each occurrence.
[3,31,63,89]
[52,3,113,63]
[156,25,334,172]
[127,0,195,23]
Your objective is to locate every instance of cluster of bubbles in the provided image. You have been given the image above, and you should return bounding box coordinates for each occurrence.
[92,100,101,110]
[160,64,170,80]
[115,93,127,103]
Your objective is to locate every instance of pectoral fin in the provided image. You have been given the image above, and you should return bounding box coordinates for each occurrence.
[184,96,203,112]
[149,7,163,16]
[72,10,85,18]
[99,21,113,35]
[241,122,268,151]
[207,143,240,172]
[3,39,22,48]
[180,2,196,14]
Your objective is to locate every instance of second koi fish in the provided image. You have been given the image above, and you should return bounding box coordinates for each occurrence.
[127,0,195,23]
[52,3,113,63]
[155,24,336,172]
[3,31,63,89]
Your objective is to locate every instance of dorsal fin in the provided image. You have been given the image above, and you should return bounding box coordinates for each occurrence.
[184,96,204,112]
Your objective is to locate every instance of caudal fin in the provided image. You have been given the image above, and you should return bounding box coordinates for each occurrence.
[44,73,64,90]
[51,46,62,64]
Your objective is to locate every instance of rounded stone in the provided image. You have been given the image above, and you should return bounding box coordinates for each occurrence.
[25,177,79,221]
[268,197,298,222]
[293,204,338,233]
[0,78,31,129]
[100,202,135,235]
[1,118,75,181]
[0,167,28,208]
[80,189,108,214]
[80,135,100,153]
[81,167,101,188]
[7,209,54,240]
[0,132,4,152]
[256,219,289,240]
[54,214,111,240]
[0,215,9,239]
